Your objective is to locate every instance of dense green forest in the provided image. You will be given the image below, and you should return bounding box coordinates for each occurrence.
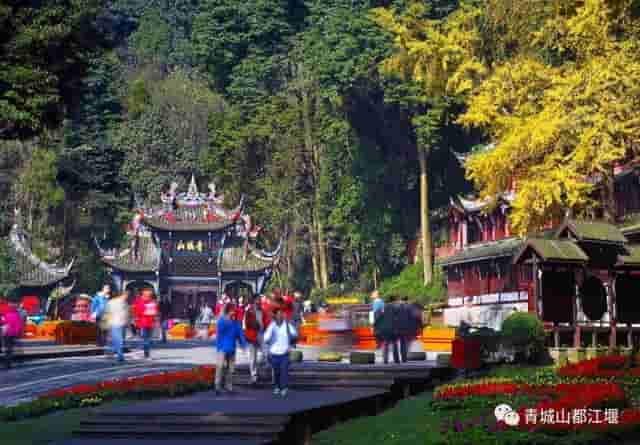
[0,0,483,300]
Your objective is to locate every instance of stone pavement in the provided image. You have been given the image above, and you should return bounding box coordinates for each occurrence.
[0,341,343,406]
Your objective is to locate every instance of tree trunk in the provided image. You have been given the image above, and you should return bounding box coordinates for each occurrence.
[418,149,434,286]
[310,220,321,287]
[317,217,330,288]
[301,87,329,289]
[603,168,617,223]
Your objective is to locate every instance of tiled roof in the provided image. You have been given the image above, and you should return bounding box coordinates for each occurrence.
[220,238,274,273]
[439,237,523,266]
[98,234,160,272]
[143,208,236,232]
[513,238,589,264]
[557,219,627,244]
[617,245,640,267]
[9,225,72,287]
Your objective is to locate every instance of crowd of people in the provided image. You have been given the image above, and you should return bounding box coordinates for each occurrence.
[371,290,424,364]
[2,282,424,396]
[88,283,305,397]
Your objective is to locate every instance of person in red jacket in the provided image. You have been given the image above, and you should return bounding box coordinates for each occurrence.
[243,295,264,384]
[282,293,294,321]
[2,302,24,369]
[135,289,158,359]
[260,295,273,330]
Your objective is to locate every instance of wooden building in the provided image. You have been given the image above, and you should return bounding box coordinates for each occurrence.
[438,162,640,348]
[95,176,283,317]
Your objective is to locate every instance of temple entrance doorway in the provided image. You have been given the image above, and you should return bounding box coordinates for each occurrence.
[224,282,253,305]
[168,284,218,320]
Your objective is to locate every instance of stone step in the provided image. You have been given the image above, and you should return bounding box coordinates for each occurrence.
[232,377,394,389]
[85,414,290,426]
[75,423,284,437]
[234,368,432,379]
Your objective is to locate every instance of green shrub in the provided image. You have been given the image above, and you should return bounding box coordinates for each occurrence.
[379,262,446,305]
[501,312,545,363]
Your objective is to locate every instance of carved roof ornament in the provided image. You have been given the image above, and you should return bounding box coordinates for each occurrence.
[187,174,198,198]
[207,181,224,205]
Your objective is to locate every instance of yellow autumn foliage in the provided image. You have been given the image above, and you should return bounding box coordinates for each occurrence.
[462,0,640,234]
[374,0,640,235]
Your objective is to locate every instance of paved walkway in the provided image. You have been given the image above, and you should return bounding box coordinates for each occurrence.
[0,341,340,406]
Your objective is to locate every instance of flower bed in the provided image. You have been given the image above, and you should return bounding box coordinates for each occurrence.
[434,354,640,443]
[0,366,215,422]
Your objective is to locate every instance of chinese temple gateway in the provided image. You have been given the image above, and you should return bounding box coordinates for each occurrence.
[96,176,283,314]
[438,163,640,349]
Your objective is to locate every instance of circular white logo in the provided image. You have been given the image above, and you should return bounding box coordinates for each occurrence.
[504,411,520,426]
[494,404,512,421]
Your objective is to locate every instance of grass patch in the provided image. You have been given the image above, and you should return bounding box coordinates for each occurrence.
[313,393,442,445]
[312,364,634,445]
[0,400,129,445]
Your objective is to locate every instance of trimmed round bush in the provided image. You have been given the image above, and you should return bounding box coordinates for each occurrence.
[289,350,303,362]
[436,354,451,366]
[407,351,426,361]
[350,351,375,364]
[501,312,545,363]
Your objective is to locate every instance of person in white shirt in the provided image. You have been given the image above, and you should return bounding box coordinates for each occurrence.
[105,293,129,362]
[263,308,297,397]
[197,304,214,339]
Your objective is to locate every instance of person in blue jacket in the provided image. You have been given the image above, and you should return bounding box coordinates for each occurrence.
[90,284,110,346]
[215,302,247,395]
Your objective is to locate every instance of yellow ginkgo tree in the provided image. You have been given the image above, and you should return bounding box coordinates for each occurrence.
[461,0,640,234]
[371,1,484,284]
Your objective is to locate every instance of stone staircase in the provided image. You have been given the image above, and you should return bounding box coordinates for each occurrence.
[75,412,287,444]
[72,361,450,445]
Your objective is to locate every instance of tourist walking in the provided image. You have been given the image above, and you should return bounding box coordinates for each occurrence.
[197,303,214,339]
[409,301,424,351]
[263,308,298,397]
[291,291,305,330]
[370,290,384,325]
[243,295,264,384]
[159,297,171,343]
[395,296,413,363]
[214,303,247,395]
[186,302,197,330]
[134,289,158,359]
[91,284,110,346]
[1,302,24,369]
[106,293,129,362]
[374,298,399,364]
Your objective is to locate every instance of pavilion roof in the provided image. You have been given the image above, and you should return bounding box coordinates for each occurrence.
[439,237,523,266]
[220,238,277,273]
[96,233,161,273]
[512,238,589,264]
[142,208,236,232]
[556,219,627,245]
[617,245,640,267]
[9,224,73,287]
[449,192,515,214]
